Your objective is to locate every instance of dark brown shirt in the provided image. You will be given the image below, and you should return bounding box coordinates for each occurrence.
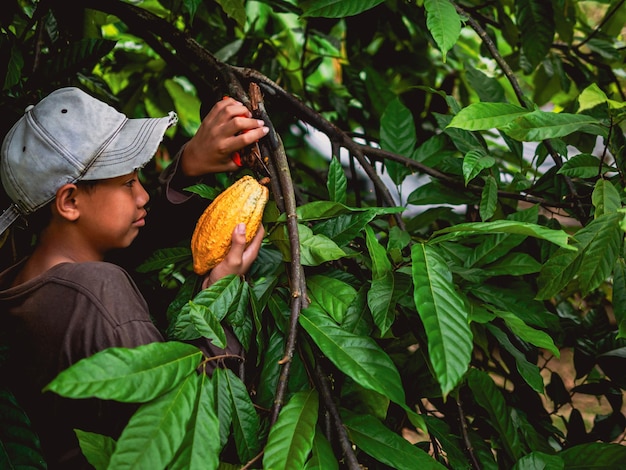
[0,260,164,468]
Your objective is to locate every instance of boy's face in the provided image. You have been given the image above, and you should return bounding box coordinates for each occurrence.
[76,171,150,252]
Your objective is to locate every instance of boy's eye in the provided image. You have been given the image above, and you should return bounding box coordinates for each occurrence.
[125,179,136,187]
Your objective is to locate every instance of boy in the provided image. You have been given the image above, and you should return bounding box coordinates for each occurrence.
[0,87,268,468]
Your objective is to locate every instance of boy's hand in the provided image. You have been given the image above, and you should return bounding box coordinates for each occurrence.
[201,222,265,289]
[181,97,268,177]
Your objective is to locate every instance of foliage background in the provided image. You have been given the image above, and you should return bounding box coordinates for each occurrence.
[2,0,626,469]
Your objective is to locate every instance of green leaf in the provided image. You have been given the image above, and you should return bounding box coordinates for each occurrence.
[381,97,417,184]
[368,271,412,339]
[467,369,523,461]
[136,247,192,273]
[44,342,203,402]
[487,325,545,393]
[0,386,46,469]
[169,275,241,340]
[537,212,623,299]
[502,110,605,141]
[168,374,221,470]
[305,428,339,470]
[365,225,392,279]
[431,220,574,251]
[559,442,626,469]
[213,369,234,450]
[107,372,198,469]
[557,153,613,179]
[314,211,382,246]
[494,309,559,357]
[424,0,462,61]
[327,156,347,204]
[189,303,227,349]
[463,150,495,185]
[481,252,542,277]
[75,430,115,470]
[299,0,385,18]
[479,175,498,221]
[579,83,626,112]
[411,244,473,396]
[422,415,471,469]
[343,413,447,469]
[591,178,621,218]
[263,389,319,470]
[292,200,404,223]
[307,274,357,324]
[516,0,554,70]
[448,102,529,130]
[183,183,221,200]
[222,368,261,462]
[215,0,246,29]
[299,306,407,410]
[271,224,346,266]
[511,451,564,470]
[464,206,538,268]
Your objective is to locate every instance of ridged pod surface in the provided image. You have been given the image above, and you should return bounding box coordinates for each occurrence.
[191,175,269,275]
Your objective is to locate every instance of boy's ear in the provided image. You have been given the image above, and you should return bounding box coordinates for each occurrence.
[54,184,80,222]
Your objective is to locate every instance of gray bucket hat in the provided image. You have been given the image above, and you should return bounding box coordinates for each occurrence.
[0,87,178,234]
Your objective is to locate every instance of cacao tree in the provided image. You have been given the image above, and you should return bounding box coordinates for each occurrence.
[2,0,626,468]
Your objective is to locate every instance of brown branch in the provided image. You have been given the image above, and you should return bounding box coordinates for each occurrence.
[313,362,361,469]
[456,396,481,470]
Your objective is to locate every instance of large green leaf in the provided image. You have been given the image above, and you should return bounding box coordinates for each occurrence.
[299,306,407,410]
[213,369,234,450]
[326,156,347,204]
[511,451,564,470]
[479,175,498,221]
[515,0,554,70]
[222,368,261,462]
[431,220,574,251]
[299,0,385,18]
[365,225,397,335]
[467,369,523,462]
[343,413,446,469]
[271,223,346,266]
[380,97,417,184]
[411,243,473,396]
[44,342,203,402]
[75,430,115,470]
[168,374,221,470]
[424,0,462,61]
[189,303,227,349]
[559,442,626,469]
[537,212,623,299]
[493,309,559,357]
[557,153,614,179]
[307,274,357,324]
[304,428,339,470]
[502,110,605,141]
[168,275,242,340]
[107,372,198,469]
[464,206,538,268]
[136,247,192,272]
[487,325,545,393]
[262,389,319,470]
[462,150,495,185]
[591,178,621,218]
[447,102,529,130]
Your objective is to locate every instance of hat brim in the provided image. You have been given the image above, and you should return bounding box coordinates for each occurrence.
[81,111,177,181]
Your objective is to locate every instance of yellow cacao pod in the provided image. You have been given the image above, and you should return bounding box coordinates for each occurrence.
[191,175,269,275]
